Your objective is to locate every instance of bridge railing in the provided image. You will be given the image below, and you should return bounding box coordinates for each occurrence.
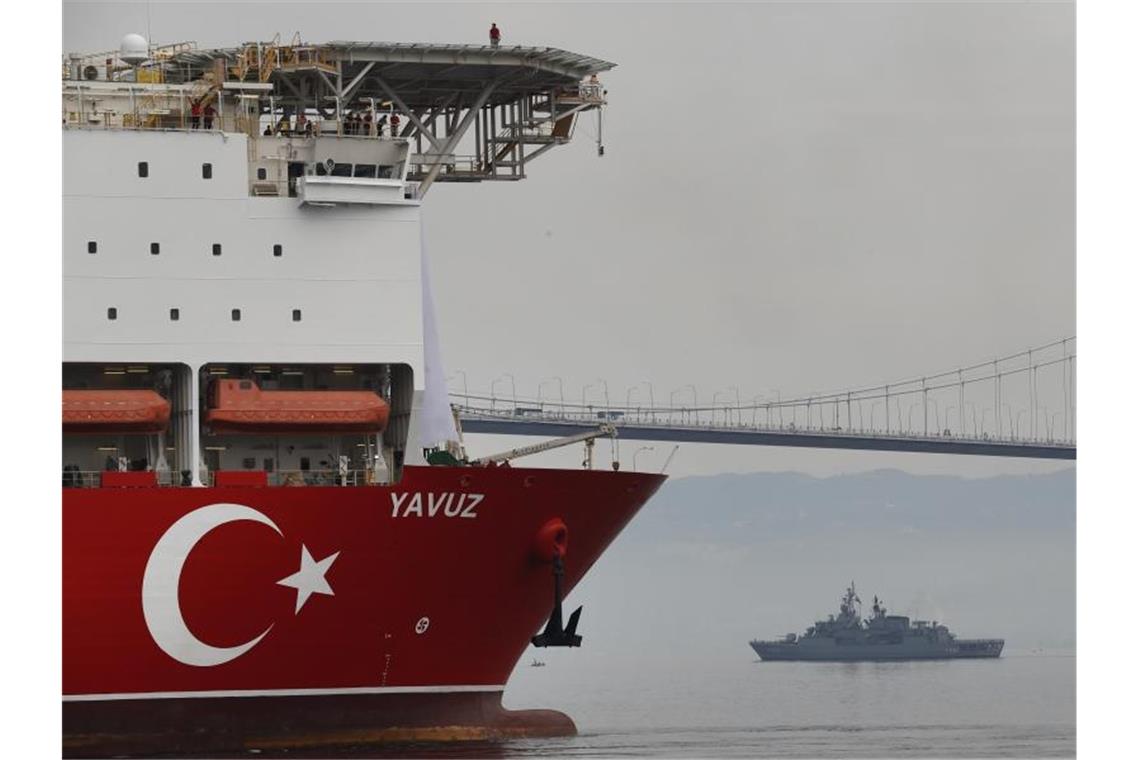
[446,336,1077,448]
[450,398,1075,447]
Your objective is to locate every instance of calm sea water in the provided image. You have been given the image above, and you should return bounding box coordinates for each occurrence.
[495,649,1075,758]
[247,649,1072,758]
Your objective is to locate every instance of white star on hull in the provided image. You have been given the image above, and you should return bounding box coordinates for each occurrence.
[277,545,340,613]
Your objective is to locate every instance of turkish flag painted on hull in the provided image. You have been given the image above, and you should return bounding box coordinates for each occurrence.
[63,466,665,696]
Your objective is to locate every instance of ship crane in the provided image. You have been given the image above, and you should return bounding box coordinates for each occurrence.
[471,423,618,469]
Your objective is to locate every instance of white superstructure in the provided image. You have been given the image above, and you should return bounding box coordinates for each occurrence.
[62,35,612,486]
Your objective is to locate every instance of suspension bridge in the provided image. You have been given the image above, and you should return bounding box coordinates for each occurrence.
[449,337,1076,460]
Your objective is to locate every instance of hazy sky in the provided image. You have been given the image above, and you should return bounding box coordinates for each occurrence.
[62,1,1075,477]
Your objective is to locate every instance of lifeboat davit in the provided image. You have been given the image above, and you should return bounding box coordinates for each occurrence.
[62,389,171,433]
[206,379,390,434]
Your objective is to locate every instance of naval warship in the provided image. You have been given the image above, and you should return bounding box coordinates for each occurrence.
[750,583,1004,661]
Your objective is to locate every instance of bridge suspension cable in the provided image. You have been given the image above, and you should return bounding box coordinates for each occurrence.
[448,336,1076,458]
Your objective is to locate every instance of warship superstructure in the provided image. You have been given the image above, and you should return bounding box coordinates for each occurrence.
[750,583,1004,661]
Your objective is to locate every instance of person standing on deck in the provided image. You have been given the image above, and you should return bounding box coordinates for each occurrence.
[489,23,501,47]
[389,112,400,137]
[203,103,216,130]
[190,99,201,129]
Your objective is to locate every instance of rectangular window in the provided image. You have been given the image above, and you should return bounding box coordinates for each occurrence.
[331,163,352,177]
[292,309,302,322]
[231,308,241,321]
[202,163,213,179]
[273,244,283,257]
[87,241,97,254]
[138,161,148,177]
[169,308,180,321]
[257,167,267,180]
[300,457,311,471]
[212,244,222,256]
[353,164,378,178]
[107,307,117,320]
[150,242,160,255]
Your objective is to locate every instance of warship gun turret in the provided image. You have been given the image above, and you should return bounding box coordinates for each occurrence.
[750,583,1003,661]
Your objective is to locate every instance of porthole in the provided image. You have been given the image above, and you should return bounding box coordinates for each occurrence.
[137,161,148,177]
[202,163,213,179]
[231,308,241,321]
[292,309,302,322]
[107,307,117,320]
[257,167,267,180]
[169,308,180,321]
[87,241,97,254]
[150,242,160,255]
[273,244,283,257]
[212,243,222,256]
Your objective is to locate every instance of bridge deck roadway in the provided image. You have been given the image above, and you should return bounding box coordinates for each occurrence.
[456,417,1076,460]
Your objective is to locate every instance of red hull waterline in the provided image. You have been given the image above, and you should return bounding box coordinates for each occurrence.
[63,465,665,757]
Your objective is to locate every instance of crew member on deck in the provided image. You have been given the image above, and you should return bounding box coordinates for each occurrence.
[377,113,387,137]
[296,111,308,136]
[389,113,400,137]
[363,109,374,137]
[203,103,216,130]
[190,99,201,129]
[489,23,501,47]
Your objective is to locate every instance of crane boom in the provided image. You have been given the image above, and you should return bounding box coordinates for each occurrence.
[471,424,617,466]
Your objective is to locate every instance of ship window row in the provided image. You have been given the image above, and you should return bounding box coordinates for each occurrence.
[105,308,303,322]
[85,242,284,257]
[135,161,215,180]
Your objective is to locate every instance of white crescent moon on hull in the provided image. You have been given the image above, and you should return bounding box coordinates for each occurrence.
[142,503,281,667]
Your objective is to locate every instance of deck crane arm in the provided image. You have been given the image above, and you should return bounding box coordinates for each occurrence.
[471,423,617,467]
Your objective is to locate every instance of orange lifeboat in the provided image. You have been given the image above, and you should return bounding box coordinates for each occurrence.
[206,379,390,434]
[63,390,171,433]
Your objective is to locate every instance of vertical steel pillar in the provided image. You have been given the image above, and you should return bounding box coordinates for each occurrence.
[922,379,928,437]
[958,369,964,437]
[1028,349,1034,440]
[994,361,1000,438]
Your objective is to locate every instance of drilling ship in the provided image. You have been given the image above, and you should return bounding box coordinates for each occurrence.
[62,34,663,756]
[750,583,1004,661]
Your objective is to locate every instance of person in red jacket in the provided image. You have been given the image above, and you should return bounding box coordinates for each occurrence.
[489,23,501,47]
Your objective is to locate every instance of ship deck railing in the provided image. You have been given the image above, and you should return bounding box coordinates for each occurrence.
[232,469,383,487]
[64,109,430,141]
[62,470,184,488]
[62,469,386,488]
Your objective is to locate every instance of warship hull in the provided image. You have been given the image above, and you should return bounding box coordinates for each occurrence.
[750,638,1004,662]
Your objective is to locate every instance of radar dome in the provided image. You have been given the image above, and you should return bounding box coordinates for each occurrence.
[119,33,149,65]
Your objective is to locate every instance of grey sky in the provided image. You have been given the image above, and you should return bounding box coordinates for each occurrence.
[63,1,1075,477]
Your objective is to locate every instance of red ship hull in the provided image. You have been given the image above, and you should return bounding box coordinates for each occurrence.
[63,465,665,756]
